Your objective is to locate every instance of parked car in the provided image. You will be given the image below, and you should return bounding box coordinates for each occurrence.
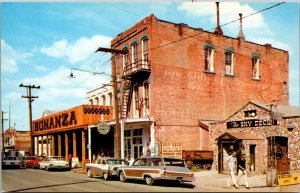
[2,156,22,168]
[26,156,45,169]
[39,156,70,171]
[116,156,195,186]
[86,157,129,180]
[21,156,36,168]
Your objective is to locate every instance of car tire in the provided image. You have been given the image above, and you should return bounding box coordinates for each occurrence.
[145,176,154,186]
[119,172,126,183]
[87,169,93,178]
[45,167,49,171]
[103,173,109,181]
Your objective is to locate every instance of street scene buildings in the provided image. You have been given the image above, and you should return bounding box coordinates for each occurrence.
[1,2,299,192]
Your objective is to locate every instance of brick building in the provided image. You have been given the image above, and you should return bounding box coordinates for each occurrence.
[108,10,288,160]
[3,128,31,155]
[209,101,300,174]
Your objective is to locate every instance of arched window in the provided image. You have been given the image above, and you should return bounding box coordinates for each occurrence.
[251,53,261,80]
[141,37,149,68]
[131,42,138,71]
[123,48,129,75]
[224,48,235,76]
[108,92,113,106]
[133,84,139,117]
[95,97,99,105]
[144,81,150,110]
[102,95,106,106]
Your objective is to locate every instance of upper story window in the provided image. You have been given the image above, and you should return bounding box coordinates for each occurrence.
[131,42,138,65]
[142,37,149,66]
[251,53,261,80]
[95,97,99,105]
[102,95,106,106]
[123,48,129,67]
[134,85,139,111]
[144,81,150,110]
[224,48,235,76]
[115,54,120,81]
[108,92,112,106]
[203,43,215,72]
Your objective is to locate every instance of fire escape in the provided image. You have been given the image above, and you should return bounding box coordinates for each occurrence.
[120,59,151,118]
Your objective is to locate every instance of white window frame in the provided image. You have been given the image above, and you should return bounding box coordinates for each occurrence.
[252,57,260,79]
[131,43,138,71]
[141,38,148,68]
[133,84,139,118]
[143,81,150,116]
[205,47,214,72]
[225,51,234,75]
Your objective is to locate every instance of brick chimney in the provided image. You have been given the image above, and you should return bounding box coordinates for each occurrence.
[237,13,245,40]
[214,2,223,36]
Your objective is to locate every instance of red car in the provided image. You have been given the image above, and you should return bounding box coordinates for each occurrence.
[26,156,45,169]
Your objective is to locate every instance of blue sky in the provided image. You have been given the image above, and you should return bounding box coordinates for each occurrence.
[1,2,299,131]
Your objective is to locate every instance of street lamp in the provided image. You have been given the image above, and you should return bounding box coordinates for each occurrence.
[68,68,109,78]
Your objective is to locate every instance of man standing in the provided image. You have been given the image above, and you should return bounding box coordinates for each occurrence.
[237,154,250,189]
[68,154,72,169]
[227,151,239,189]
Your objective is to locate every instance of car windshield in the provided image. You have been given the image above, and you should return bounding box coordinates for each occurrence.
[107,159,128,165]
[163,158,186,167]
[4,157,18,160]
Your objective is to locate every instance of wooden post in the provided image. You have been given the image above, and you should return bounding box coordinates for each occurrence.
[46,135,49,156]
[36,137,39,156]
[41,136,44,156]
[51,135,55,156]
[73,131,77,157]
[82,130,86,166]
[65,132,69,160]
[58,134,61,156]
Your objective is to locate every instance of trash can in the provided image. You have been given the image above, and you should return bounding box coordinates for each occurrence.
[266,168,277,186]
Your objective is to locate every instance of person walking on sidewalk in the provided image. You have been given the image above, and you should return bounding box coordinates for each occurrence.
[237,154,250,189]
[227,151,239,189]
[68,154,72,169]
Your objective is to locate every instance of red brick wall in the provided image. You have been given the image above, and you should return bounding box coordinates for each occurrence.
[112,14,289,151]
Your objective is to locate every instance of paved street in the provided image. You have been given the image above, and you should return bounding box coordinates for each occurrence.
[2,168,195,192]
[2,168,300,192]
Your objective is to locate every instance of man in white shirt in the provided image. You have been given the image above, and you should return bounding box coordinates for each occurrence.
[227,151,239,189]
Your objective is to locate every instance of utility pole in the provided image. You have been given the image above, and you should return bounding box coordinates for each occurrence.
[1,111,8,157]
[96,47,128,158]
[19,84,40,155]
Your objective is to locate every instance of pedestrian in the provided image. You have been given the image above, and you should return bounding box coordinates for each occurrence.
[227,151,239,189]
[237,154,250,189]
[68,154,72,169]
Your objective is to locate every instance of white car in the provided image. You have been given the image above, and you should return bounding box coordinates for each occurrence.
[2,156,22,168]
[86,158,129,180]
[39,156,70,171]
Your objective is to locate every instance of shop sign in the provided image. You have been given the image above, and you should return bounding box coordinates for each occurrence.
[277,173,300,186]
[227,119,278,129]
[34,111,78,132]
[97,122,110,135]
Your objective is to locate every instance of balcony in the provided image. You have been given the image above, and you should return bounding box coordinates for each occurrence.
[122,59,151,80]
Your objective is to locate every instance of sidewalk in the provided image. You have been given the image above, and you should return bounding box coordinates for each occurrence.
[193,170,300,192]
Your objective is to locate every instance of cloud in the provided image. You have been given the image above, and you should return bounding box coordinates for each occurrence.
[40,35,112,64]
[1,39,32,73]
[178,2,268,31]
[22,66,110,111]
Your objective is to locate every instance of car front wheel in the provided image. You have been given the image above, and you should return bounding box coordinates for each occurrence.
[119,172,126,182]
[145,176,154,186]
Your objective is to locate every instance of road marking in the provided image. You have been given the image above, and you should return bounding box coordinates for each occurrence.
[42,179,94,192]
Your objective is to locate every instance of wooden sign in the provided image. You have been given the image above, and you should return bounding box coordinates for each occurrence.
[161,142,182,159]
[32,105,112,136]
[227,119,278,129]
[277,173,300,186]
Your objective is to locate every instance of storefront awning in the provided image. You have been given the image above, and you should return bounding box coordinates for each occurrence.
[108,117,153,126]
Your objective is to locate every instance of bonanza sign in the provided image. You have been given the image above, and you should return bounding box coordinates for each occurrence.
[32,105,112,135]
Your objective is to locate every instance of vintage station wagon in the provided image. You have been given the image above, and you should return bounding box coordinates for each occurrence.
[86,158,129,180]
[116,156,195,186]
